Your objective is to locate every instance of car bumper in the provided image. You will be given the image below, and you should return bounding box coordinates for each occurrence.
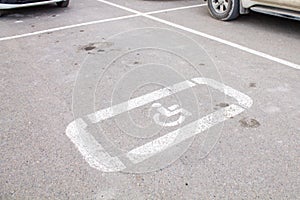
[0,0,65,9]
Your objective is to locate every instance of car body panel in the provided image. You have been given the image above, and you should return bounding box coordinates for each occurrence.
[242,0,300,12]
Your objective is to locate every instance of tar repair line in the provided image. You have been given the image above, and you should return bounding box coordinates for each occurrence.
[97,0,300,70]
[0,4,206,42]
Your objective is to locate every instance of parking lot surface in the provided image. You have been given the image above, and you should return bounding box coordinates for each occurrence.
[1,0,300,199]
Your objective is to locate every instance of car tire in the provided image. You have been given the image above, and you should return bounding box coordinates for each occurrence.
[56,0,69,7]
[207,0,239,21]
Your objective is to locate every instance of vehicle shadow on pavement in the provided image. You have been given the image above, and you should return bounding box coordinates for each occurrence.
[2,4,69,19]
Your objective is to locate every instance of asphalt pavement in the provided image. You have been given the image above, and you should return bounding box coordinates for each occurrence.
[1,0,300,199]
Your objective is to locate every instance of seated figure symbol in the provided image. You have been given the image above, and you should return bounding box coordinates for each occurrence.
[151,103,192,127]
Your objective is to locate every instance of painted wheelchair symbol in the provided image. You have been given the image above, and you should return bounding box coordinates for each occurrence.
[151,103,191,127]
[66,77,253,172]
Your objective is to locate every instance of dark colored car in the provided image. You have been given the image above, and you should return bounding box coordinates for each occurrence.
[0,0,70,16]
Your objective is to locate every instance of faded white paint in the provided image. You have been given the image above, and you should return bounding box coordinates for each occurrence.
[152,103,192,127]
[127,104,244,163]
[66,78,253,172]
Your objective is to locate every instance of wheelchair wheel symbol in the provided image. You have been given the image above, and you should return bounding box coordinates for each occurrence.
[151,103,192,127]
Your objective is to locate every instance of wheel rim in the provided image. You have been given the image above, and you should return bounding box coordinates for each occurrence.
[212,0,230,14]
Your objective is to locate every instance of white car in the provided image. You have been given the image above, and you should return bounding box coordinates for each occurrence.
[0,0,69,16]
[207,0,300,21]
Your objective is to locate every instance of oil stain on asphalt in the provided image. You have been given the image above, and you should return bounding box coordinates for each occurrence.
[239,117,261,128]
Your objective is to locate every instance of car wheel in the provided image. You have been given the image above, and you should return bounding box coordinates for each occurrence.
[56,0,69,7]
[207,0,239,21]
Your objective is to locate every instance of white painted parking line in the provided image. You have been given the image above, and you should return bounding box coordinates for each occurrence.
[0,4,205,42]
[0,14,139,42]
[66,78,253,172]
[97,0,300,70]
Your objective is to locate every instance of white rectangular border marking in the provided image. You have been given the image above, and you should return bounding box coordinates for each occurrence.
[66,77,253,172]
